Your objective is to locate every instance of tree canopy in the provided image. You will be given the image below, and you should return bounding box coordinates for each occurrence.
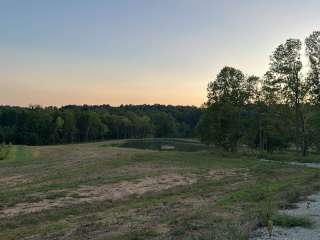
[0,104,201,145]
[198,31,320,155]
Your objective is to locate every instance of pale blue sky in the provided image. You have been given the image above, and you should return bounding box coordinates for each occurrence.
[1,0,320,106]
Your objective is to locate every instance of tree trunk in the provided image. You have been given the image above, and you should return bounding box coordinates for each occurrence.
[300,110,307,157]
[295,102,300,152]
[259,116,264,152]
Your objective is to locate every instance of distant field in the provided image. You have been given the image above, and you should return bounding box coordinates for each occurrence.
[0,140,320,239]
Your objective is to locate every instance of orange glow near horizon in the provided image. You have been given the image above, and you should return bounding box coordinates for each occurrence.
[1,67,209,107]
[1,1,320,107]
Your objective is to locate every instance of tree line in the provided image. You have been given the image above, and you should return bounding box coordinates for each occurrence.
[0,104,201,145]
[198,31,320,156]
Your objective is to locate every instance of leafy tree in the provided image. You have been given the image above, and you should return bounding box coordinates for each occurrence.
[306,31,320,104]
[198,102,241,152]
[262,71,282,105]
[200,67,259,151]
[152,112,177,138]
[305,107,320,152]
[54,116,64,143]
[61,111,77,143]
[269,39,308,155]
[207,66,247,105]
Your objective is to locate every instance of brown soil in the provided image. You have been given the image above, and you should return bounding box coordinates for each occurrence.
[0,174,196,217]
[0,168,242,218]
[0,175,29,187]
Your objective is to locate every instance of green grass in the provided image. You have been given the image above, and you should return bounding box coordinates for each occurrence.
[258,151,320,163]
[0,144,11,160]
[0,141,319,239]
[272,214,313,228]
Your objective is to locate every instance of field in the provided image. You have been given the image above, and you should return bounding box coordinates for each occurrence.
[1,140,320,240]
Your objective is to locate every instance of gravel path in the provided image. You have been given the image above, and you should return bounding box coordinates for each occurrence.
[259,159,320,169]
[250,161,320,240]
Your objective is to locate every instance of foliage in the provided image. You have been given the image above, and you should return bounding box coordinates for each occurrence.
[197,102,242,151]
[207,66,247,105]
[306,31,320,104]
[199,31,320,155]
[0,105,201,145]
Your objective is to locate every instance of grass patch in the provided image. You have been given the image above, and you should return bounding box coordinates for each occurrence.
[259,151,320,163]
[0,143,11,160]
[272,214,313,228]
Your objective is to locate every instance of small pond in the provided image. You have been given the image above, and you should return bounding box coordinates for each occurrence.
[114,139,210,152]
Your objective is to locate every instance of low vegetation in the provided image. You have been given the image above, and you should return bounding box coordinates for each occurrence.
[258,151,320,163]
[272,214,313,228]
[0,143,10,160]
[0,140,319,239]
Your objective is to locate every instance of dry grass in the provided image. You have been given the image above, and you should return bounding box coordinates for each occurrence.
[0,141,319,239]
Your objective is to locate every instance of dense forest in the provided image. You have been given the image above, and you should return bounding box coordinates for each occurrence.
[198,31,320,156]
[0,104,201,145]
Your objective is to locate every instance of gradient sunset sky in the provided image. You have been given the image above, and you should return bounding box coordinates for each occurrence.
[1,0,320,106]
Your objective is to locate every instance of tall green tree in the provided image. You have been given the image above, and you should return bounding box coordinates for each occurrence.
[61,111,77,143]
[306,31,320,104]
[152,112,177,138]
[198,102,242,152]
[207,66,248,105]
[199,67,259,151]
[269,39,308,155]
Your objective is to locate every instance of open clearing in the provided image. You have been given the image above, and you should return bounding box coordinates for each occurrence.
[1,141,320,239]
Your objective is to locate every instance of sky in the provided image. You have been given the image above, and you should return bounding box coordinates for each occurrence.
[1,0,320,107]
